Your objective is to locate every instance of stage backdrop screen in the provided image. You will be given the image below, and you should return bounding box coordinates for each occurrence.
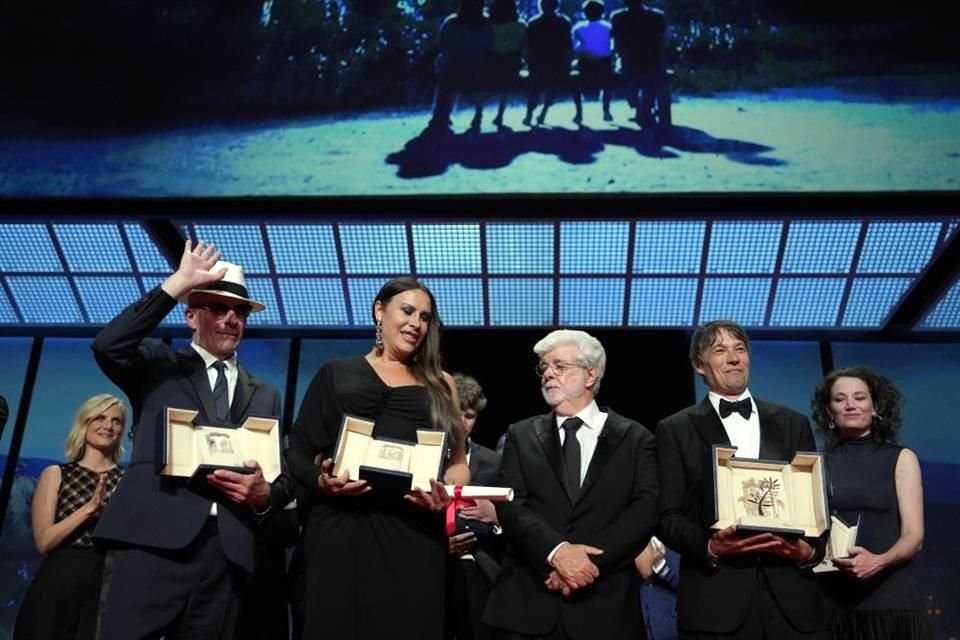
[1,0,958,197]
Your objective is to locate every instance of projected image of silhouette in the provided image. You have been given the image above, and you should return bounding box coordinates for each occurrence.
[0,0,957,196]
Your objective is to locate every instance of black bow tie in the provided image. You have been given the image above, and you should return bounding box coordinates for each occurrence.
[719,398,752,420]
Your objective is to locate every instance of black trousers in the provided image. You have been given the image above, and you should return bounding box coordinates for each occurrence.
[445,557,493,640]
[96,518,245,640]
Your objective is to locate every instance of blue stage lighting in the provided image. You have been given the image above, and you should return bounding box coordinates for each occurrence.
[418,278,483,326]
[0,223,61,272]
[632,221,705,274]
[487,224,553,274]
[7,276,84,323]
[842,277,913,327]
[191,224,270,273]
[489,278,553,326]
[412,224,481,274]
[559,278,624,325]
[560,221,628,274]
[53,223,131,272]
[781,221,860,274]
[278,278,348,325]
[267,224,339,274]
[628,278,698,326]
[75,276,143,323]
[340,224,410,274]
[699,277,772,326]
[706,221,782,274]
[769,277,845,327]
[857,221,941,274]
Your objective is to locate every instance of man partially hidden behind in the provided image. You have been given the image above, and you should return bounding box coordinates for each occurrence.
[484,330,658,640]
[93,240,286,640]
[656,320,827,639]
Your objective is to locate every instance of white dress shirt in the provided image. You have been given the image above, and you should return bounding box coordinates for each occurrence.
[190,342,239,516]
[547,401,608,563]
[708,389,760,459]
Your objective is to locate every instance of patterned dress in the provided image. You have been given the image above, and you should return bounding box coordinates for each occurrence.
[14,462,124,640]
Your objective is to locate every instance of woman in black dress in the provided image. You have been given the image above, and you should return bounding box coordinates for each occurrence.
[14,393,127,640]
[287,278,468,640]
[811,367,928,640]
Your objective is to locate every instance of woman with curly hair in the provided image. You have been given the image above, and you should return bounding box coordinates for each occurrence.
[811,366,928,640]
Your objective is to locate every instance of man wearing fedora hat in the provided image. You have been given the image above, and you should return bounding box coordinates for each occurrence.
[91,240,289,640]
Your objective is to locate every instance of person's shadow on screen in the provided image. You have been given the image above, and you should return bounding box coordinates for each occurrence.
[386,124,784,178]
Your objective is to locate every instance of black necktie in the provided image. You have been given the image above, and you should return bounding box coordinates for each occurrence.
[561,417,584,502]
[719,398,751,420]
[212,361,229,422]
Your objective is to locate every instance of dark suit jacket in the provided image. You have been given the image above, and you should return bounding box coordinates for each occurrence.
[91,286,282,573]
[656,397,827,634]
[465,440,503,582]
[483,408,658,640]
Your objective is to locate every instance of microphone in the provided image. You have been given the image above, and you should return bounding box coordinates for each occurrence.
[0,395,8,440]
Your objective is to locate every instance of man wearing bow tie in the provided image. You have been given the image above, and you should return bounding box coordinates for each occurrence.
[656,320,827,639]
[483,330,658,640]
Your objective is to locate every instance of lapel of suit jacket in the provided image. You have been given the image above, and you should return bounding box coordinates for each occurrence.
[576,408,629,506]
[691,397,731,448]
[230,364,255,424]
[178,347,218,423]
[757,400,788,460]
[534,413,566,493]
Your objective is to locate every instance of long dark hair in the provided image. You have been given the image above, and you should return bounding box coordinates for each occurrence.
[811,366,903,449]
[373,278,464,457]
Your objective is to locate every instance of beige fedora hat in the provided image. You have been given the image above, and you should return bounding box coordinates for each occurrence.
[181,261,265,312]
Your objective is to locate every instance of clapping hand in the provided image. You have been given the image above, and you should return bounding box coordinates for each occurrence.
[84,473,109,517]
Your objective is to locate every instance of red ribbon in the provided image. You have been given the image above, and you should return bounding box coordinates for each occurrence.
[445,485,477,536]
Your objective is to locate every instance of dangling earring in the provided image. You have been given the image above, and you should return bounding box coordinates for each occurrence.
[828,420,835,430]
[375,319,384,354]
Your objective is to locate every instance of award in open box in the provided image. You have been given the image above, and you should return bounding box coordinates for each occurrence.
[711,446,829,538]
[331,415,447,495]
[158,407,282,483]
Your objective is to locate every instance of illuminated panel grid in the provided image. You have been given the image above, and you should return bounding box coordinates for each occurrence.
[489,278,553,326]
[699,278,772,327]
[560,221,629,274]
[266,224,339,274]
[418,278,483,326]
[6,276,84,323]
[124,223,172,272]
[857,221,941,274]
[780,221,860,274]
[0,286,19,323]
[945,220,959,243]
[53,224,130,273]
[340,224,410,274]
[412,224,481,274]
[75,276,143,324]
[706,221,782,274]
[140,275,187,326]
[632,221,705,274]
[842,278,913,328]
[917,277,960,330]
[191,224,271,273]
[628,278,697,326]
[244,277,282,326]
[487,224,553,274]
[559,278,624,326]
[347,278,387,326]
[278,278,347,325]
[769,278,845,327]
[0,223,61,271]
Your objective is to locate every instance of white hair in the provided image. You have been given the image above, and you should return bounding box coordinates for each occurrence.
[533,330,607,394]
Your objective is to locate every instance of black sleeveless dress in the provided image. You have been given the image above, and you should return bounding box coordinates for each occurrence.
[821,437,929,640]
[290,357,447,640]
[14,462,124,640]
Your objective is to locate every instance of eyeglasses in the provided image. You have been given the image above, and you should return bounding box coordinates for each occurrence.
[193,302,253,320]
[535,360,587,377]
